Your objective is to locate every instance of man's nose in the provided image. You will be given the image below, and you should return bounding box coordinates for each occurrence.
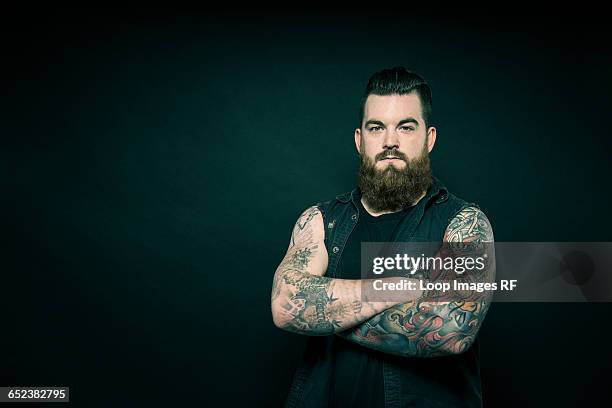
[383,130,400,150]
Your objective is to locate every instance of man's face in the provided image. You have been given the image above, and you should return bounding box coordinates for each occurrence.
[354,93,437,212]
[355,93,436,168]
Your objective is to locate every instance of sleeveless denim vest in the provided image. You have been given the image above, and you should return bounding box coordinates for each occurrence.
[284,177,484,408]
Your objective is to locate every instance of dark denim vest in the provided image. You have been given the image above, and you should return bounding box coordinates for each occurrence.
[284,177,484,408]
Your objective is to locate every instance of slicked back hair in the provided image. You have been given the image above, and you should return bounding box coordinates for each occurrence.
[358,67,433,129]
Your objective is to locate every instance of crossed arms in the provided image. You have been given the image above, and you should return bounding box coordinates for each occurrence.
[270,205,494,357]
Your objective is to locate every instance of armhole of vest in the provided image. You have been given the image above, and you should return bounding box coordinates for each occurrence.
[315,201,326,221]
[315,200,331,245]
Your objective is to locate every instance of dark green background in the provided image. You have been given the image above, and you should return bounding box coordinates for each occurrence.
[5,11,611,407]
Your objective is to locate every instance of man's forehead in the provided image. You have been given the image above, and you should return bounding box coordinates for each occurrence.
[364,93,423,122]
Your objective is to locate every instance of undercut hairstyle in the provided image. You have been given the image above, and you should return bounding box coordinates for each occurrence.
[358,67,433,129]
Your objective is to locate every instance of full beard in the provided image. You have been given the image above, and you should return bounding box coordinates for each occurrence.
[357,142,433,212]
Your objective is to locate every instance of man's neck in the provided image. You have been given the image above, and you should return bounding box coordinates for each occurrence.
[360,190,426,218]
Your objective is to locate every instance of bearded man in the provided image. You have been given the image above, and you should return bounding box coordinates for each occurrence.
[271,67,494,408]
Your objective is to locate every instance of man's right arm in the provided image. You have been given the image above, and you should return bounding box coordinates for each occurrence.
[271,206,420,336]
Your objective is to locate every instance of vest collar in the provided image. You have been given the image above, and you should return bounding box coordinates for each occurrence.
[335,176,449,206]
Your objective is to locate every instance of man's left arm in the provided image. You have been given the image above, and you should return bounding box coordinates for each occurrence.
[337,206,495,358]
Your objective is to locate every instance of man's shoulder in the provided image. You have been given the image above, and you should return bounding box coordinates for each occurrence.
[311,189,355,215]
[429,186,492,232]
[323,189,355,205]
[444,192,490,220]
[430,189,476,215]
[436,190,493,240]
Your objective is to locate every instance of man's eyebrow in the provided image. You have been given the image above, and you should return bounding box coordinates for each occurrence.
[397,118,419,127]
[364,119,385,127]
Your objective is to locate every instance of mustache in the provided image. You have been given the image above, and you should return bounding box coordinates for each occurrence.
[375,149,408,162]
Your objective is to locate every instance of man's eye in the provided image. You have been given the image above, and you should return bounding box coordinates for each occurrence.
[400,126,415,131]
[369,126,383,132]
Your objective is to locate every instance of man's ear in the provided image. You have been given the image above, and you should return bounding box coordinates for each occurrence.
[426,127,437,153]
[354,128,362,154]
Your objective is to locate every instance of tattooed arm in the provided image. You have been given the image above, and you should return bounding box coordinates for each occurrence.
[271,206,421,336]
[337,207,495,357]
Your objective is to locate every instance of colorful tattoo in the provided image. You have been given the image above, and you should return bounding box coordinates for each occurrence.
[339,206,495,357]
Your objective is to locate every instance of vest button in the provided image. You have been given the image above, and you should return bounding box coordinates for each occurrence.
[332,246,340,254]
[351,213,357,220]
[436,194,448,204]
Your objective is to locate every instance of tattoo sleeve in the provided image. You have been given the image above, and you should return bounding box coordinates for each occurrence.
[271,206,419,336]
[338,207,495,357]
